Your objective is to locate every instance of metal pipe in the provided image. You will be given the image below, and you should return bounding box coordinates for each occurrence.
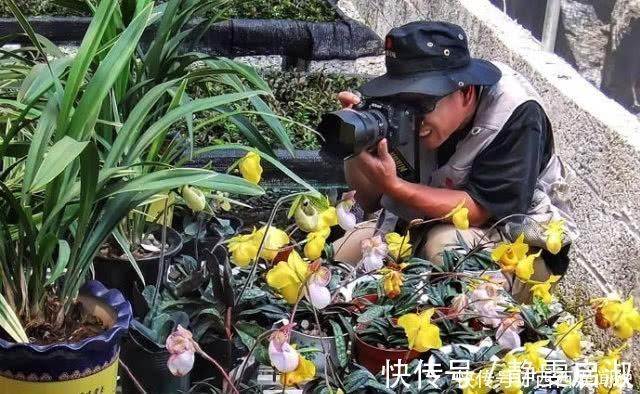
[541,0,561,52]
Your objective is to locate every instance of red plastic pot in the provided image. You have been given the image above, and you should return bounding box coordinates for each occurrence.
[353,332,420,374]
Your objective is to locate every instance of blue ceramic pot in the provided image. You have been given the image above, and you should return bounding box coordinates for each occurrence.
[0,281,131,391]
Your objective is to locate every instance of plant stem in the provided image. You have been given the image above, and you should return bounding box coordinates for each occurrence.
[194,343,241,394]
[119,359,147,394]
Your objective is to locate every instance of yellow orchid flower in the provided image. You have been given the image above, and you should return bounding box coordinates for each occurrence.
[514,250,541,282]
[593,295,640,339]
[447,200,470,230]
[304,227,330,260]
[317,206,338,231]
[397,309,442,352]
[554,321,583,360]
[543,219,565,255]
[530,275,562,304]
[239,151,263,184]
[596,346,625,394]
[294,199,319,232]
[491,233,529,273]
[385,231,412,261]
[255,226,289,261]
[497,353,523,394]
[280,353,316,387]
[266,251,309,304]
[378,264,407,299]
[521,339,550,372]
[228,228,260,268]
[463,369,493,394]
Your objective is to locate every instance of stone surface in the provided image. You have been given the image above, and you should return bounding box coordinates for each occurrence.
[340,0,640,379]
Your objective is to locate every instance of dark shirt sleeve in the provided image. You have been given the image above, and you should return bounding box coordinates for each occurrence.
[464,101,552,221]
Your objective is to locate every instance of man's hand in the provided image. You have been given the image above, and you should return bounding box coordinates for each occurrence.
[358,138,401,194]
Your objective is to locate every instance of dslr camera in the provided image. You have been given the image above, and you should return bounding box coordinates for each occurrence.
[317,95,436,182]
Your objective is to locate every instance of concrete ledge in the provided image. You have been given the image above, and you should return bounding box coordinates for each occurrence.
[340,0,640,373]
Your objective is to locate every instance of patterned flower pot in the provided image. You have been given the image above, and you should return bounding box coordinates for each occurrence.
[0,281,132,394]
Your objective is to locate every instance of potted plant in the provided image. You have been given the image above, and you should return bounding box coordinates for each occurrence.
[0,0,265,389]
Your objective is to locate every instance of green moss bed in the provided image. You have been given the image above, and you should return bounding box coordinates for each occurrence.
[192,72,368,150]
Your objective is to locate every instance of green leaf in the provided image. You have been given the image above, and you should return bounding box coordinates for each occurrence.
[58,0,119,134]
[328,320,347,368]
[112,228,146,287]
[102,168,264,198]
[0,292,28,343]
[356,305,392,323]
[126,91,267,162]
[68,3,154,141]
[184,144,320,197]
[44,240,70,286]
[30,136,89,192]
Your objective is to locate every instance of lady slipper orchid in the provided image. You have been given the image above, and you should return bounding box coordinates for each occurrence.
[255,226,290,261]
[239,151,263,184]
[530,275,561,304]
[317,206,338,231]
[397,309,442,352]
[181,185,207,212]
[491,233,529,273]
[294,199,319,232]
[166,325,196,377]
[554,321,583,359]
[469,282,506,327]
[336,191,357,231]
[596,347,625,394]
[543,219,565,255]
[359,235,387,272]
[378,263,407,299]
[385,231,412,261]
[592,295,640,339]
[228,228,260,268]
[495,313,524,350]
[304,227,330,260]
[446,200,470,230]
[280,353,316,387]
[463,369,493,394]
[266,251,309,304]
[522,339,550,372]
[514,250,541,282]
[497,353,523,394]
[304,262,332,309]
[451,293,469,316]
[268,328,299,373]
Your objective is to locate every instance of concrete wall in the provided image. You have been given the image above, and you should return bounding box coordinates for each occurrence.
[338,0,640,373]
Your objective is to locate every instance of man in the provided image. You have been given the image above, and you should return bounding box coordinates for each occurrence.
[333,21,577,302]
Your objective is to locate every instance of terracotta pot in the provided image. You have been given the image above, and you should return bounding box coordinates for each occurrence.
[353,332,420,374]
[0,281,131,394]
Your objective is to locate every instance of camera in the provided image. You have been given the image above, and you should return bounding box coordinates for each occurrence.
[317,97,429,182]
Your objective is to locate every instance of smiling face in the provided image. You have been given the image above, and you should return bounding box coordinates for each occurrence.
[417,85,478,150]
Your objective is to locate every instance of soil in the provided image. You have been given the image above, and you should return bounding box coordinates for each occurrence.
[22,295,106,346]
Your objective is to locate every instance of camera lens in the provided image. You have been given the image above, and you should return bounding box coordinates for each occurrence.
[317,109,388,158]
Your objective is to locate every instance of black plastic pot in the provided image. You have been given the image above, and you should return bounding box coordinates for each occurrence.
[179,214,244,259]
[93,226,183,316]
[119,334,190,394]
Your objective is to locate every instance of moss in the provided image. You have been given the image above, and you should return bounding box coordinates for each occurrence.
[218,0,338,22]
[193,71,368,150]
[1,0,338,20]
